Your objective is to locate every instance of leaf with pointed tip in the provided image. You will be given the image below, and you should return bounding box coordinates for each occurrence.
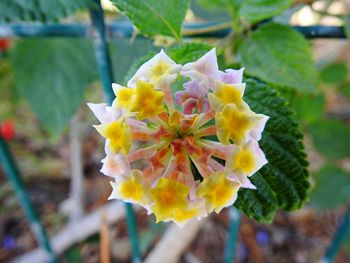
[111,0,190,41]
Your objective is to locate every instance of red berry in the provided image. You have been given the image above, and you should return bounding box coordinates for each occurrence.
[0,39,11,51]
[0,121,15,141]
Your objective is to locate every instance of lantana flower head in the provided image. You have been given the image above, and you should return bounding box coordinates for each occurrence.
[89,48,269,226]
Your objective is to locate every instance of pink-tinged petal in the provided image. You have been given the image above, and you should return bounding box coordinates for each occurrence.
[219,68,244,84]
[227,173,256,189]
[127,49,181,87]
[208,158,224,172]
[199,98,210,113]
[127,141,167,163]
[174,90,187,105]
[183,80,208,98]
[87,103,121,124]
[100,152,130,180]
[183,98,197,114]
[175,80,211,114]
[182,48,218,78]
[181,49,220,90]
[248,114,269,141]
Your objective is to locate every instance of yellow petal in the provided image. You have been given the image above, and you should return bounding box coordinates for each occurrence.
[150,178,189,222]
[129,80,165,120]
[197,172,240,213]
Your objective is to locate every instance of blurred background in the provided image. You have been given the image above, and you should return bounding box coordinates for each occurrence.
[0,0,350,262]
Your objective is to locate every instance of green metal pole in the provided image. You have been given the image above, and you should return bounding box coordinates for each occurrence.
[89,1,141,262]
[320,204,350,263]
[0,137,57,262]
[223,207,241,263]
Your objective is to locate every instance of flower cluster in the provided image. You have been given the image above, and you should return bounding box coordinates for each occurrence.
[89,49,269,226]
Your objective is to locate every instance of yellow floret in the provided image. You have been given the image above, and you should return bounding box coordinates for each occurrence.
[209,81,245,110]
[215,104,259,145]
[118,170,151,205]
[232,148,255,174]
[114,87,135,109]
[197,172,240,213]
[150,178,189,222]
[130,80,165,120]
[94,118,132,154]
[149,61,171,83]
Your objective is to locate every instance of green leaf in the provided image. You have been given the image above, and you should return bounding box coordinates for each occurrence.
[11,38,97,137]
[309,119,350,160]
[235,79,310,222]
[340,83,350,101]
[111,0,190,41]
[311,165,350,210]
[290,92,325,125]
[239,23,317,92]
[110,38,158,84]
[192,0,231,22]
[240,0,292,23]
[168,43,214,64]
[320,62,348,84]
[0,0,93,22]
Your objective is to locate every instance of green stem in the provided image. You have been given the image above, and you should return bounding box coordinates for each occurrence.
[0,137,57,262]
[320,204,350,263]
[89,1,141,262]
[223,207,241,263]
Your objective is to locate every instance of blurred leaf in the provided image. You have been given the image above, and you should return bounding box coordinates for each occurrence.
[320,62,348,84]
[309,120,350,160]
[194,0,292,24]
[111,0,190,41]
[290,92,325,124]
[110,38,157,84]
[240,0,292,23]
[0,0,93,22]
[192,0,231,22]
[235,79,310,222]
[11,38,97,137]
[311,165,350,210]
[340,83,350,101]
[239,23,317,92]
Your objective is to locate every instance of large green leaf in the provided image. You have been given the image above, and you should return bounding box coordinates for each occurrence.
[111,0,190,41]
[240,0,292,23]
[11,38,97,137]
[320,62,348,84]
[0,0,93,22]
[289,92,325,125]
[239,23,317,92]
[235,79,310,222]
[309,119,350,160]
[311,165,350,210]
[110,38,157,84]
